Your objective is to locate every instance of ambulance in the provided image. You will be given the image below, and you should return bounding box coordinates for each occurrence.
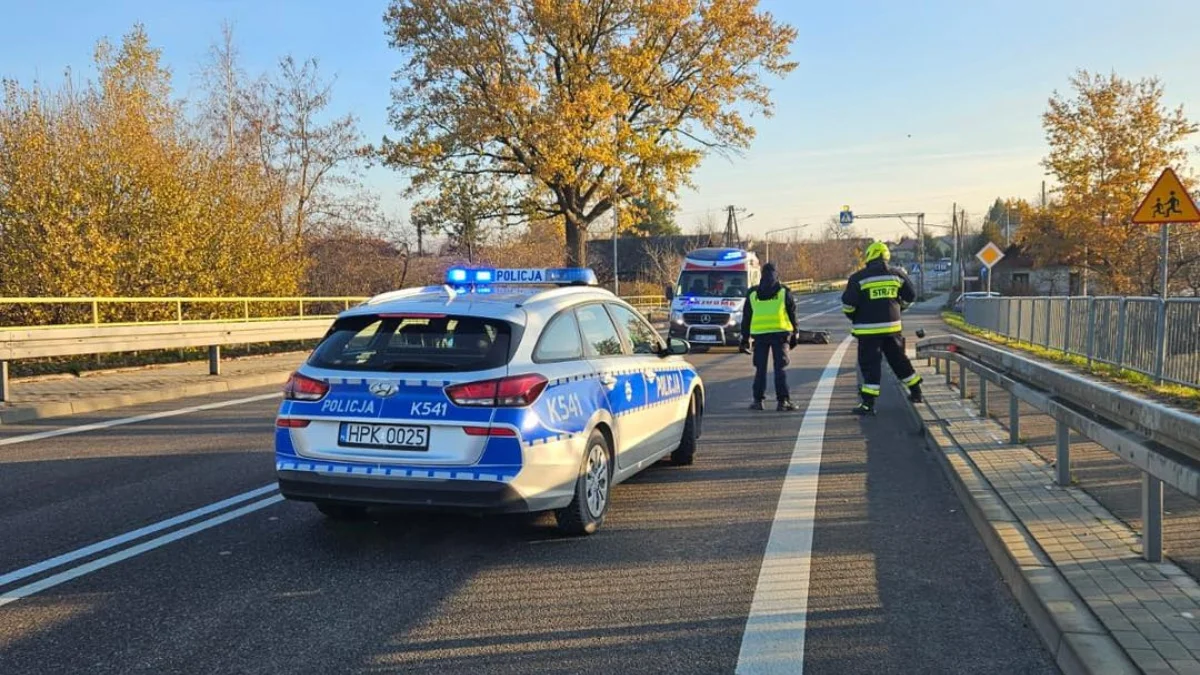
[665,248,762,349]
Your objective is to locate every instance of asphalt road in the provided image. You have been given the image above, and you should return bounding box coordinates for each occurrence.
[0,293,1058,674]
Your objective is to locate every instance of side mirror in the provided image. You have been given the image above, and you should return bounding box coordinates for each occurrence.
[661,337,689,357]
[664,284,675,301]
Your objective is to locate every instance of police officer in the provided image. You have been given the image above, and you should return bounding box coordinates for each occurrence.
[740,262,800,411]
[841,242,923,415]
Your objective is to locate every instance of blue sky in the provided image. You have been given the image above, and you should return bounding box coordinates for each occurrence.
[2,0,1198,241]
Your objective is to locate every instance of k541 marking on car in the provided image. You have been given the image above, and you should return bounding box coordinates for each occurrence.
[274,267,705,536]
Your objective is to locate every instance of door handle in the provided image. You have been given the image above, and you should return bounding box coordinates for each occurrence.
[644,371,657,383]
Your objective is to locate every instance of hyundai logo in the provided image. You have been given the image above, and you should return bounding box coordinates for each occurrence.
[368,381,399,398]
[702,314,711,324]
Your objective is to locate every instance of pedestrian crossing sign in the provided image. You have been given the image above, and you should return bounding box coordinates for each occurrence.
[1132,168,1200,224]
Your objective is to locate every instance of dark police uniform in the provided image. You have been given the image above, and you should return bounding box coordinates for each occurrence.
[740,268,799,411]
[841,257,923,412]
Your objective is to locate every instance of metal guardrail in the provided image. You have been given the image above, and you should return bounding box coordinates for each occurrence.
[917,334,1200,563]
[0,297,368,331]
[964,296,1200,389]
[0,319,336,402]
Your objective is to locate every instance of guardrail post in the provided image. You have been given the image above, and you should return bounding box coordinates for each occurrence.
[1142,473,1163,563]
[1008,394,1020,445]
[958,362,968,400]
[208,346,221,376]
[0,360,8,403]
[1055,418,1071,487]
[176,300,183,324]
[244,300,250,321]
[299,300,305,319]
[944,358,952,386]
[92,300,99,326]
[934,358,941,374]
[978,375,988,416]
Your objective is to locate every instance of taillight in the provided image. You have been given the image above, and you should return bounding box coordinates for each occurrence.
[463,426,517,437]
[445,374,548,407]
[283,372,329,401]
[276,418,311,428]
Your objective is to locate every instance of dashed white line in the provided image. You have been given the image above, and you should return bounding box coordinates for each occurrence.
[735,335,853,674]
[0,393,281,447]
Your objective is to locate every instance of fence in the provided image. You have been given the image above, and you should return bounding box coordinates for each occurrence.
[963,296,1200,389]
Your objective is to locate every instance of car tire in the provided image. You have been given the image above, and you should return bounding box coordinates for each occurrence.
[315,502,368,521]
[555,429,611,536]
[671,394,701,466]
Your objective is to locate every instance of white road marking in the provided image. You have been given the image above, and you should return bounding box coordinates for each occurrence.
[735,335,853,674]
[797,306,840,322]
[0,483,278,588]
[0,393,281,447]
[0,494,284,608]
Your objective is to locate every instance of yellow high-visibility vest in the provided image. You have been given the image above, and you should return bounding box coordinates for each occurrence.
[749,290,794,335]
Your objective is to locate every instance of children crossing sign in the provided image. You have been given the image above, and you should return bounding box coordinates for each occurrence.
[1132,168,1200,224]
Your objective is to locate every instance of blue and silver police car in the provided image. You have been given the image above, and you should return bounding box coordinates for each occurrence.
[274,267,704,535]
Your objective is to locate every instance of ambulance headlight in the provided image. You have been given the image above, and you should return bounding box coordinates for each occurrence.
[670,310,683,324]
[730,311,742,325]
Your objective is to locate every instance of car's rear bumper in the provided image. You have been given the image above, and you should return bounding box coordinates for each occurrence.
[277,461,578,514]
[278,470,543,512]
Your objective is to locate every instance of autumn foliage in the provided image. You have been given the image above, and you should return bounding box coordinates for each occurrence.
[382,0,797,267]
[1024,70,1199,294]
[0,27,296,306]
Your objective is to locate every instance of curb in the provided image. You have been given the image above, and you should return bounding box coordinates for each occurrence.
[0,369,293,425]
[893,375,1139,675]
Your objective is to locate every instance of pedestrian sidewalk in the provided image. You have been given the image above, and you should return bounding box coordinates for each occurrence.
[0,352,306,424]
[906,357,1200,675]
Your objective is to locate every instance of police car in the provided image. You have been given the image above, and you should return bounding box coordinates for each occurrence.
[274,267,705,535]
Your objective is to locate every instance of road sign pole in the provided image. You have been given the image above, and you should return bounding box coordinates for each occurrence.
[1154,223,1169,383]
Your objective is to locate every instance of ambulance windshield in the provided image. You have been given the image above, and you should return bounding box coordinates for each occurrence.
[675,271,749,299]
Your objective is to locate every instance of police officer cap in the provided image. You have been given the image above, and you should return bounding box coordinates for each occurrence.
[762,262,777,275]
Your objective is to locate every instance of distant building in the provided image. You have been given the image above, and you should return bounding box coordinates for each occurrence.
[964,245,1077,295]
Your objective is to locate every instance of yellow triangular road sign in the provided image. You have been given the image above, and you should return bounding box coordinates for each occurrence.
[1132,168,1200,224]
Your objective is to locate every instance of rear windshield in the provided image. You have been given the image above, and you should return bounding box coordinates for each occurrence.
[308,314,514,372]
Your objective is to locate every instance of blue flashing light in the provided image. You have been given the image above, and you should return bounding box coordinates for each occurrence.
[721,250,746,261]
[445,267,598,287]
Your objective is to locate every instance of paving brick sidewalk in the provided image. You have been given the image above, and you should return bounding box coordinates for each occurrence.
[0,352,306,423]
[913,357,1200,675]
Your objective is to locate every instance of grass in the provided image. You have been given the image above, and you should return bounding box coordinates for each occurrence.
[939,311,1200,412]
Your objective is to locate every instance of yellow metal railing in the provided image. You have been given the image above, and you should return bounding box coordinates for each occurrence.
[0,280,848,331]
[0,297,369,331]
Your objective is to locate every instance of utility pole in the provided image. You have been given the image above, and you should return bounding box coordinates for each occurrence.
[952,202,959,295]
[1041,180,1047,208]
[917,213,926,300]
[723,205,739,248]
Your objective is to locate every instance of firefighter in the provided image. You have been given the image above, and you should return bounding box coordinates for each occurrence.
[841,242,923,415]
[740,262,800,411]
